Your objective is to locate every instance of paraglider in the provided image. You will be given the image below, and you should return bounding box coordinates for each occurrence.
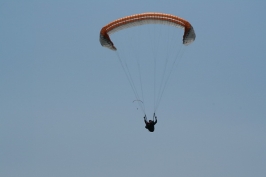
[144,113,157,132]
[100,12,195,132]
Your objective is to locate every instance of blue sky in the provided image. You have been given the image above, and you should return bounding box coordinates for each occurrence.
[1,1,266,177]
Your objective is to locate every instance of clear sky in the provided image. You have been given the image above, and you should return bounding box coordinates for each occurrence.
[1,1,266,177]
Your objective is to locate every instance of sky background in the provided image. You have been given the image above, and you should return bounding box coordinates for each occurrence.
[1,1,266,177]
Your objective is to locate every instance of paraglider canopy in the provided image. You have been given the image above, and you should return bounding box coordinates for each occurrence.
[100,12,196,51]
